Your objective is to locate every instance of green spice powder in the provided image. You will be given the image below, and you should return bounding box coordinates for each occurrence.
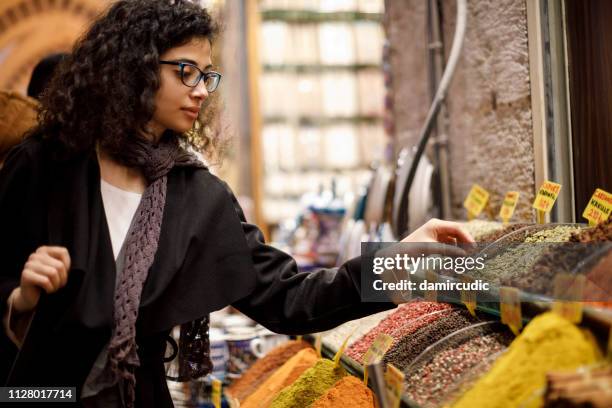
[270,359,347,408]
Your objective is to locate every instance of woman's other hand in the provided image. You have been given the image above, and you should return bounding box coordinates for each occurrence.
[12,246,71,313]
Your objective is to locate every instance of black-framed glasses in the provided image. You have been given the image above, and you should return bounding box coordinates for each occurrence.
[159,60,222,92]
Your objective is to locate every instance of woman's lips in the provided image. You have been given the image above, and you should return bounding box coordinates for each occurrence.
[181,108,199,120]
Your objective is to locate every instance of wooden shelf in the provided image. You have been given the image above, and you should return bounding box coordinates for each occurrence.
[261,10,383,23]
[264,115,382,126]
[263,63,380,73]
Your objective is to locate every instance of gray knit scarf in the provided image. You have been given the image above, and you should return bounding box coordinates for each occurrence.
[101,135,205,407]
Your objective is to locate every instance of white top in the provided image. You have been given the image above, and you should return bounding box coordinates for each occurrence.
[100,179,142,259]
[3,178,143,351]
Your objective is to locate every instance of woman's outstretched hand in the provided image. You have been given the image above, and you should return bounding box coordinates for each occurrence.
[401,218,474,244]
[11,246,71,314]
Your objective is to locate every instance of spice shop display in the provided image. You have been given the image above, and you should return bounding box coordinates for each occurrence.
[450,312,601,408]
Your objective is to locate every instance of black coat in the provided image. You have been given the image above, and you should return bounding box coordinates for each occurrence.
[0,137,393,406]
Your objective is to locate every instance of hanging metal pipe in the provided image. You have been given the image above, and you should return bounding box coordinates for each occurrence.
[428,0,453,221]
[396,0,467,237]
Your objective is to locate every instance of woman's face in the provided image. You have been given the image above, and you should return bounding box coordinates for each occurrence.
[149,37,213,138]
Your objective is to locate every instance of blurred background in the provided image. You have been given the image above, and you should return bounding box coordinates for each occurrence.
[0,0,610,269]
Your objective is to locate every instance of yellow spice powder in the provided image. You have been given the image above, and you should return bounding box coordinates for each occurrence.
[452,312,599,408]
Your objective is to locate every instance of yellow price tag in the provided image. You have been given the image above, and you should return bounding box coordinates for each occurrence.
[532,181,562,213]
[363,333,393,384]
[463,184,490,217]
[499,191,520,223]
[553,274,585,324]
[385,363,405,408]
[582,188,612,225]
[500,287,522,335]
[212,378,222,408]
[424,269,438,302]
[460,275,477,317]
[363,333,394,366]
[314,334,322,358]
[296,335,302,341]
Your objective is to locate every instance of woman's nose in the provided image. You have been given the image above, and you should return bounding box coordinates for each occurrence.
[191,79,209,100]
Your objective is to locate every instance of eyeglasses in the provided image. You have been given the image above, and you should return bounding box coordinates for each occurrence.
[159,60,222,92]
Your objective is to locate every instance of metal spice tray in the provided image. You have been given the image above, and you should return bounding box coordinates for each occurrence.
[406,267,612,351]
[401,321,512,408]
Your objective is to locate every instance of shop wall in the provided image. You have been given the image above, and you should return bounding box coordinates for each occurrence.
[387,0,535,221]
[0,0,108,93]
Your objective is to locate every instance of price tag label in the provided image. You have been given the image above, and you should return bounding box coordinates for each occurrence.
[460,275,477,317]
[424,269,438,302]
[314,334,322,358]
[532,181,562,212]
[499,191,520,223]
[582,188,612,225]
[463,184,490,217]
[553,274,585,324]
[385,363,405,408]
[500,287,522,335]
[212,378,222,408]
[362,333,393,385]
[363,333,394,366]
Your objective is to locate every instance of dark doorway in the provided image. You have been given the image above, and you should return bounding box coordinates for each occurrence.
[565,0,612,220]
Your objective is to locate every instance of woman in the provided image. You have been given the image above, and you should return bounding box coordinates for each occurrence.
[0,1,472,406]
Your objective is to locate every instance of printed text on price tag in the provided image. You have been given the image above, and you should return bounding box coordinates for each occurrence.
[463,184,490,216]
[362,333,394,365]
[532,181,562,212]
[499,191,520,222]
[582,188,612,225]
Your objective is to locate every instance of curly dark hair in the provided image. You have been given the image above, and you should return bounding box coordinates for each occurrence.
[34,0,225,163]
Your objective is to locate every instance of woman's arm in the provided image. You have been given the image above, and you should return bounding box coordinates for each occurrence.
[231,219,396,335]
[0,142,72,349]
[223,189,394,335]
[0,143,34,331]
[0,141,37,378]
[227,186,473,335]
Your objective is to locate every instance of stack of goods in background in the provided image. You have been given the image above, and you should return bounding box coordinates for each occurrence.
[258,0,387,229]
[279,184,348,270]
